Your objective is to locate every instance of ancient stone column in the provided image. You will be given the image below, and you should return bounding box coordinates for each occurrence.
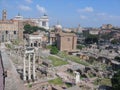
[28,54,31,80]
[33,53,36,80]
[23,54,26,81]
[75,71,80,84]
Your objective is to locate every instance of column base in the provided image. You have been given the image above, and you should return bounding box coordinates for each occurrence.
[28,79,32,83]
[24,80,27,83]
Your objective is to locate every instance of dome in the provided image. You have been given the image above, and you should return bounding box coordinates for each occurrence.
[55,24,62,29]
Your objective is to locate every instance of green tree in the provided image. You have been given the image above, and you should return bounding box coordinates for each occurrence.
[111,39,119,44]
[100,33,112,40]
[77,45,84,50]
[38,27,47,32]
[111,70,120,90]
[114,56,120,62]
[50,46,59,54]
[32,26,39,32]
[24,24,32,34]
[24,24,47,34]
[85,34,98,44]
[51,29,55,32]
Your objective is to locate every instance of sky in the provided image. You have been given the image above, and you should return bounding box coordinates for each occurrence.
[0,0,120,28]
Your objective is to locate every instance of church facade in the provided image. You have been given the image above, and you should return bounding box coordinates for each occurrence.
[49,24,77,52]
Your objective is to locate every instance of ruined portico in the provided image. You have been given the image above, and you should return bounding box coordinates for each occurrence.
[23,47,36,82]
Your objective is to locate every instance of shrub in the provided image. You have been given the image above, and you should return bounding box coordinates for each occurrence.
[50,46,59,54]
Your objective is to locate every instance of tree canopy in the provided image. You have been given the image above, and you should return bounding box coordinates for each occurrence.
[114,56,120,62]
[111,39,120,45]
[85,34,98,44]
[111,70,120,90]
[77,45,84,50]
[50,46,59,54]
[23,24,47,34]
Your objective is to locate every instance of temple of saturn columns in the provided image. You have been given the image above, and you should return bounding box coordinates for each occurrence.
[23,47,36,82]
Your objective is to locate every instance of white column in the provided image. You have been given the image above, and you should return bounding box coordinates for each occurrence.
[33,53,36,80]
[28,54,31,80]
[75,71,80,84]
[46,21,49,29]
[23,54,26,81]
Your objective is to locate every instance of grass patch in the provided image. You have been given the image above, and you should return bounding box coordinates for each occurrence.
[57,52,89,66]
[93,78,112,86]
[5,44,13,49]
[12,39,20,45]
[100,78,112,86]
[65,83,72,88]
[46,45,52,49]
[28,83,32,88]
[48,56,68,66]
[77,45,85,50]
[89,73,94,78]
[48,78,63,85]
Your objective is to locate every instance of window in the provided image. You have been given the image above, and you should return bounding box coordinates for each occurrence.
[14,31,16,34]
[6,31,8,34]
[42,21,46,26]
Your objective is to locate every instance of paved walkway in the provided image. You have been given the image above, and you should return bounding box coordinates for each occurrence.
[0,51,4,90]
[0,43,27,90]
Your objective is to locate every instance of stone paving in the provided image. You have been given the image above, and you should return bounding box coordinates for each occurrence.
[0,51,4,90]
[0,43,27,90]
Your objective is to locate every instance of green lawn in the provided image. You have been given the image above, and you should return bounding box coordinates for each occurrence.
[68,55,89,66]
[57,52,89,66]
[48,56,68,66]
[93,78,112,86]
[65,83,72,88]
[100,78,112,86]
[48,78,63,85]
[5,44,13,49]
[48,77,72,88]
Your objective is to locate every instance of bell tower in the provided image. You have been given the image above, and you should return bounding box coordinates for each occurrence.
[2,9,7,21]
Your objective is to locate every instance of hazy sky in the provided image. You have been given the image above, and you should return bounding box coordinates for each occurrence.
[0,0,120,27]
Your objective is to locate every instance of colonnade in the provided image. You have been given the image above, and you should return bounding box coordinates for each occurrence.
[23,48,36,82]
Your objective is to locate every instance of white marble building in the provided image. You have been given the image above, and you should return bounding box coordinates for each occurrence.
[13,14,49,30]
[89,29,100,35]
